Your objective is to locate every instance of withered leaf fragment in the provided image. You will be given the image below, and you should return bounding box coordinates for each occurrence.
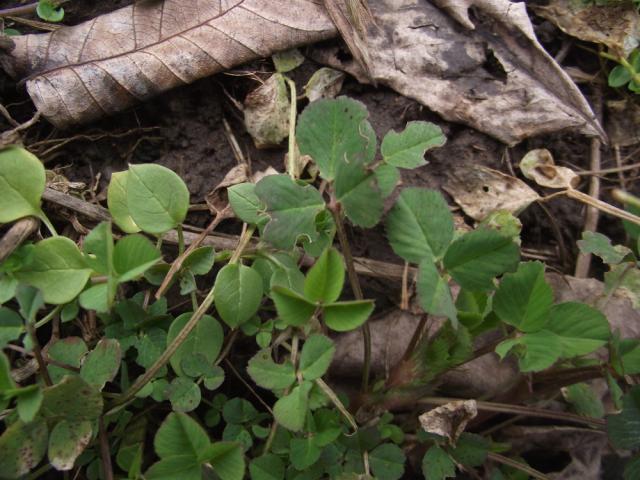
[0,0,336,127]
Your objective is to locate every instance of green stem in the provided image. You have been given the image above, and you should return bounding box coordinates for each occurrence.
[229,226,255,264]
[613,188,640,210]
[38,212,57,237]
[330,204,371,392]
[33,304,62,329]
[487,453,550,480]
[26,321,52,386]
[177,224,185,256]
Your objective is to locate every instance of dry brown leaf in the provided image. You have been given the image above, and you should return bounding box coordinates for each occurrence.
[304,67,346,102]
[606,99,640,147]
[312,0,605,145]
[443,165,540,221]
[418,399,477,443]
[0,0,336,127]
[206,163,249,212]
[519,148,580,189]
[244,74,291,149]
[531,0,640,57]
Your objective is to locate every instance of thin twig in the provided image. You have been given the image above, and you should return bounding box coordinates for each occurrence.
[487,453,550,480]
[0,2,38,18]
[25,322,52,386]
[98,417,115,480]
[0,216,39,263]
[575,88,602,278]
[419,396,605,429]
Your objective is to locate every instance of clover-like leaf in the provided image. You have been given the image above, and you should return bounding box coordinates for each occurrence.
[273,381,312,432]
[381,121,446,169]
[107,171,140,233]
[297,97,376,180]
[323,299,374,332]
[126,164,190,235]
[304,248,345,304]
[80,338,121,390]
[417,260,457,325]
[334,155,384,228]
[271,286,316,327]
[15,237,92,304]
[0,146,46,224]
[214,264,263,328]
[386,188,454,264]
[167,313,223,377]
[255,175,325,249]
[299,334,335,381]
[247,350,296,390]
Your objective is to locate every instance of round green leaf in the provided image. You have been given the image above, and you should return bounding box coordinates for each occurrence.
[228,183,264,225]
[126,164,190,235]
[273,381,312,432]
[167,313,223,377]
[290,437,321,471]
[247,349,296,390]
[609,65,632,88]
[36,0,64,22]
[168,377,201,412]
[422,445,455,480]
[0,146,46,224]
[299,334,335,381]
[214,264,263,328]
[0,418,48,478]
[369,443,406,480]
[107,171,140,233]
[113,234,162,282]
[48,419,92,471]
[223,398,258,424]
[323,300,374,332]
[271,286,315,327]
[47,337,88,383]
[80,338,122,390]
[15,237,91,304]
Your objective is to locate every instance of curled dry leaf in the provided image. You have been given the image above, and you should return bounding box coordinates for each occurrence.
[419,399,477,444]
[0,0,336,127]
[244,74,291,149]
[304,67,346,102]
[531,0,640,57]
[443,165,540,221]
[519,148,580,189]
[206,163,249,212]
[312,0,605,145]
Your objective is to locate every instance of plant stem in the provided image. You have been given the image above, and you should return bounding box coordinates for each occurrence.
[38,212,58,237]
[565,189,640,226]
[487,452,550,480]
[25,321,52,386]
[33,304,62,329]
[330,205,371,392]
[177,224,185,256]
[284,76,298,179]
[613,188,640,210]
[108,286,217,413]
[420,396,606,429]
[229,225,255,264]
[0,2,38,17]
[98,417,115,480]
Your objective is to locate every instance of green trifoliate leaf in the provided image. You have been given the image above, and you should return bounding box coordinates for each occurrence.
[492,261,553,332]
[154,412,210,461]
[0,418,48,478]
[417,260,457,325]
[207,442,246,480]
[273,381,313,432]
[271,286,315,327]
[422,445,455,480]
[107,171,140,233]
[443,229,519,292]
[299,334,335,381]
[40,376,103,422]
[126,164,190,235]
[48,419,92,471]
[386,188,454,264]
[290,436,321,470]
[297,97,376,181]
[80,338,121,390]
[381,121,446,169]
[167,313,223,377]
[250,454,285,480]
[369,443,406,480]
[255,174,325,249]
[334,155,384,228]
[168,377,201,412]
[607,385,640,450]
[495,330,562,372]
[146,456,202,480]
[323,299,374,332]
[0,146,46,224]
[222,398,258,424]
[577,231,633,265]
[247,350,296,390]
[304,248,345,304]
[15,237,91,304]
[214,264,263,328]
[545,302,610,358]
